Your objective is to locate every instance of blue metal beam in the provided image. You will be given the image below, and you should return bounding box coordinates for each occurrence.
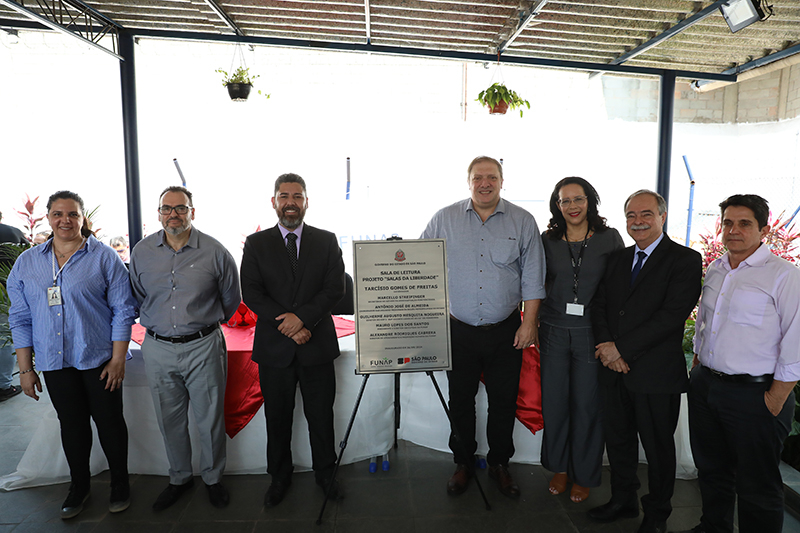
[693,42,800,89]
[127,28,738,82]
[657,71,676,232]
[119,30,143,247]
[0,17,738,82]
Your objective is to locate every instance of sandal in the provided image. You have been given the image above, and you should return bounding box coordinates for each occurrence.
[570,484,590,503]
[548,472,568,495]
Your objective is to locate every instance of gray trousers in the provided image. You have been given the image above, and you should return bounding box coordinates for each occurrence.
[142,328,228,485]
[539,323,603,487]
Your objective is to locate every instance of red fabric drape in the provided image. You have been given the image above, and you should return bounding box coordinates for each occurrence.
[131,305,541,438]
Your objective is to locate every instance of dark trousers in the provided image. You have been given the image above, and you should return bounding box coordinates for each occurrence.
[688,365,793,533]
[601,377,680,522]
[44,364,129,489]
[448,313,522,466]
[539,324,603,487]
[258,357,337,484]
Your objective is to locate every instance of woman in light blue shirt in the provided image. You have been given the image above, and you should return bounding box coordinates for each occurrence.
[539,177,624,503]
[8,190,137,520]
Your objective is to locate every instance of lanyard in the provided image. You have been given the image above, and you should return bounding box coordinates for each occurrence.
[51,238,85,287]
[565,228,590,303]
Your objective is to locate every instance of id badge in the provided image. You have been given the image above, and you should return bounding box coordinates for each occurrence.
[565,302,584,316]
[47,286,62,307]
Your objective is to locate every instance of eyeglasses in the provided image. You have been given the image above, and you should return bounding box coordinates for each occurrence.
[158,205,191,215]
[557,196,587,208]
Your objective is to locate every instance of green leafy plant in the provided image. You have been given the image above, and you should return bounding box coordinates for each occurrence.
[0,242,30,348]
[476,83,530,117]
[215,67,270,98]
[216,66,259,86]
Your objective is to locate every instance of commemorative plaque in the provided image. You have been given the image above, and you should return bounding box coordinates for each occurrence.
[353,239,451,374]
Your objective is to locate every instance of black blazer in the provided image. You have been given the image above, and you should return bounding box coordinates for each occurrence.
[592,234,702,394]
[240,224,345,368]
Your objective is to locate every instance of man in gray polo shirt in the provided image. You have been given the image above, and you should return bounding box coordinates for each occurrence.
[130,186,240,511]
[421,156,545,499]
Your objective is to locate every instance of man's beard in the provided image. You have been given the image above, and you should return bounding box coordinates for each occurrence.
[278,208,304,230]
[164,218,191,235]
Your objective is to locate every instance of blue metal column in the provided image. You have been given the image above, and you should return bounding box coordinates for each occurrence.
[119,30,143,247]
[656,71,676,231]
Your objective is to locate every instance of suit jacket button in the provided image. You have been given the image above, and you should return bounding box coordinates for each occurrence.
[613,334,618,340]
[293,303,298,308]
[619,310,625,316]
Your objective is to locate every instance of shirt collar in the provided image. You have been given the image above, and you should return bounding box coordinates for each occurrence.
[156,227,199,250]
[465,197,506,216]
[634,231,664,256]
[720,241,769,271]
[36,235,95,254]
[279,222,304,240]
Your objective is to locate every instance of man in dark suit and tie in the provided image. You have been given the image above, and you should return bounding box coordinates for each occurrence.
[589,189,702,533]
[240,173,346,507]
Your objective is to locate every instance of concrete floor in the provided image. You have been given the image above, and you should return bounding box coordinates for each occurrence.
[2,375,800,533]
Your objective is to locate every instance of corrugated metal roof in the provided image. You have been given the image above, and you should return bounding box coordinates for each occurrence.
[2,0,799,76]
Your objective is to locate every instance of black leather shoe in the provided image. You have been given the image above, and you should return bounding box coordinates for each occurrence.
[0,385,22,402]
[152,478,194,512]
[264,479,291,507]
[488,464,521,499]
[206,482,230,508]
[61,484,90,520]
[637,516,667,533]
[588,500,639,522]
[446,464,474,496]
[317,478,345,501]
[673,526,707,533]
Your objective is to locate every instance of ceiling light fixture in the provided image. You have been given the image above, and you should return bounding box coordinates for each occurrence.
[720,0,766,33]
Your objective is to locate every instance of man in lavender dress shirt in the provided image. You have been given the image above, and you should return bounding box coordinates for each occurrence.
[684,194,800,533]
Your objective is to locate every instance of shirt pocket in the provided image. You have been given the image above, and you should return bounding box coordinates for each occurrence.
[728,288,771,327]
[490,238,520,265]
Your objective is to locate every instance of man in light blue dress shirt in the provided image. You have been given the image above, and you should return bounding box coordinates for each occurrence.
[421,156,546,499]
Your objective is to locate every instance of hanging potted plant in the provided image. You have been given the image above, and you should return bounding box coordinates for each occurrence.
[216,66,261,101]
[476,82,530,117]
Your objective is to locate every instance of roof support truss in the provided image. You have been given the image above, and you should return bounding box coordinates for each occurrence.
[498,0,547,54]
[202,0,244,37]
[607,0,730,66]
[0,0,122,59]
[364,0,371,44]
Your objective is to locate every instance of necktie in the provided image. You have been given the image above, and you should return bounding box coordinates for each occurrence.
[286,233,298,276]
[630,250,647,287]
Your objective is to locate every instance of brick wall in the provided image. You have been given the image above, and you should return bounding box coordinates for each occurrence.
[603,62,800,124]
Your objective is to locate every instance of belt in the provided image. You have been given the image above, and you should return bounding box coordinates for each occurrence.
[147,324,219,344]
[703,365,773,384]
[449,312,514,331]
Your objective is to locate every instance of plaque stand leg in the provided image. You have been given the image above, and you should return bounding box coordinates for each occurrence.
[427,371,492,511]
[316,373,370,525]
